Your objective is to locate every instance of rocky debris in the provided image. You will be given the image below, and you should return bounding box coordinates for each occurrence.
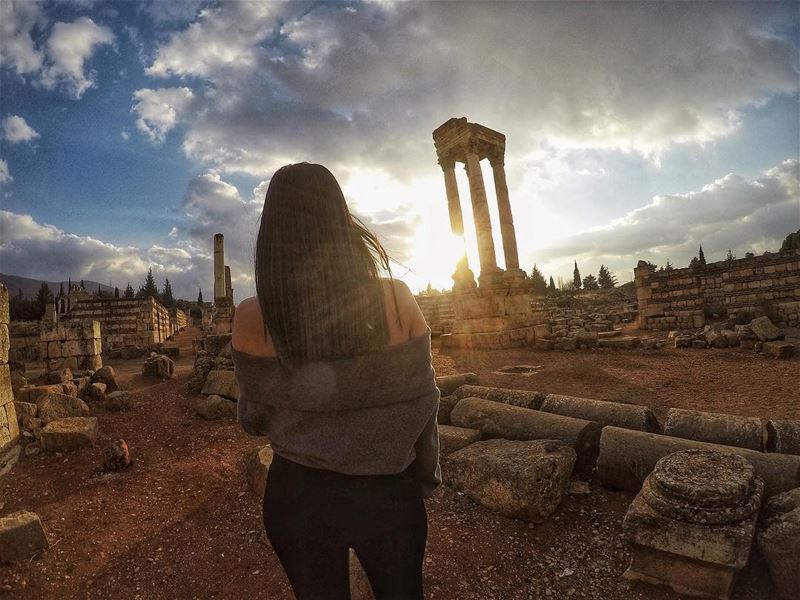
[436,395,460,425]
[84,382,107,402]
[444,439,576,523]
[534,338,554,351]
[246,445,274,496]
[186,350,216,394]
[72,376,91,396]
[767,420,800,455]
[142,353,174,379]
[435,372,479,396]
[750,316,784,342]
[15,384,63,404]
[10,371,27,396]
[568,480,591,496]
[13,401,37,425]
[763,341,795,359]
[438,424,481,456]
[103,439,131,471]
[36,392,90,425]
[194,395,236,420]
[201,370,239,400]
[90,366,119,393]
[758,487,800,600]
[664,407,765,451]
[554,337,577,351]
[622,450,764,599]
[0,511,48,562]
[598,336,640,349]
[44,368,72,385]
[104,391,132,412]
[40,417,98,451]
[61,381,78,397]
[203,334,232,356]
[0,444,21,476]
[540,394,659,432]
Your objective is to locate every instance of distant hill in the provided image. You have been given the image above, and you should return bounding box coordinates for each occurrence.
[0,273,116,299]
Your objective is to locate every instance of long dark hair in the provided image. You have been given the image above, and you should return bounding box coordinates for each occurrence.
[255,163,399,367]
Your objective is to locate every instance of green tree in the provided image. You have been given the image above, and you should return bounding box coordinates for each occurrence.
[689,256,701,269]
[582,274,599,290]
[572,260,581,290]
[548,276,556,293]
[664,259,674,271]
[161,278,175,308]
[744,252,755,259]
[530,264,547,294]
[124,282,135,298]
[34,282,54,317]
[139,268,159,300]
[197,288,204,304]
[114,286,120,298]
[779,229,800,254]
[598,265,617,289]
[725,248,735,264]
[698,245,706,266]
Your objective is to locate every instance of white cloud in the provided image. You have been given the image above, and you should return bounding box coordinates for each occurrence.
[535,159,800,282]
[0,159,12,184]
[131,87,194,143]
[141,0,208,26]
[40,17,115,98]
[120,130,129,140]
[0,0,44,76]
[1,115,40,143]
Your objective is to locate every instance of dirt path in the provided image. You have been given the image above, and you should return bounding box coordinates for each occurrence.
[1,333,790,599]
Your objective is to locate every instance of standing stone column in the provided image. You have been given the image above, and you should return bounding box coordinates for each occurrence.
[225,266,233,302]
[439,157,464,236]
[464,150,500,283]
[490,153,523,279]
[213,233,225,302]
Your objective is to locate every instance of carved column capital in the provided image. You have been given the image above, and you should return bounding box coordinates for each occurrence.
[488,148,505,167]
[438,156,456,171]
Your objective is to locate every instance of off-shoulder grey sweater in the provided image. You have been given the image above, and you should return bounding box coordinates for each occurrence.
[231,330,442,498]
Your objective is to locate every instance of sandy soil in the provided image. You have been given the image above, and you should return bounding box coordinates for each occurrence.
[1,326,795,599]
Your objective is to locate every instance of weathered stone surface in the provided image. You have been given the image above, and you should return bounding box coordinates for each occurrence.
[61,381,78,397]
[444,439,576,523]
[692,339,708,349]
[763,341,794,359]
[85,382,107,402]
[572,330,598,348]
[750,316,783,342]
[450,397,600,471]
[664,408,765,451]
[10,371,27,397]
[142,353,174,379]
[0,511,48,562]
[44,367,72,384]
[194,394,236,420]
[40,417,98,451]
[72,376,91,395]
[438,424,481,456]
[540,394,659,432]
[722,330,740,347]
[453,384,543,410]
[0,324,7,364]
[553,336,576,351]
[246,445,274,496]
[104,390,132,412]
[598,426,800,498]
[767,419,800,455]
[758,489,800,600]
[201,370,239,400]
[534,338,554,351]
[598,336,640,349]
[435,372,479,396]
[16,384,63,404]
[36,393,90,425]
[13,401,37,425]
[103,439,131,471]
[437,395,459,425]
[623,450,764,600]
[203,334,232,355]
[90,366,119,393]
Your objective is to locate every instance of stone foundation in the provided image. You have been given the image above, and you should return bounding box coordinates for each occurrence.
[38,321,102,372]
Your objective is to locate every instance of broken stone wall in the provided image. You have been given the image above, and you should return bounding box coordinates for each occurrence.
[415,293,455,335]
[0,284,19,451]
[169,308,187,336]
[38,321,102,372]
[61,297,172,350]
[8,321,43,363]
[635,251,800,330]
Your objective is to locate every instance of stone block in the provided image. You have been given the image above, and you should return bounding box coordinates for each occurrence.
[246,445,274,496]
[85,382,106,402]
[757,488,800,600]
[438,424,481,456]
[622,450,763,600]
[750,316,783,341]
[40,417,98,451]
[0,511,48,562]
[541,394,659,432]
[203,333,232,355]
[445,439,576,523]
[664,408,765,451]
[15,384,62,404]
[3,402,19,441]
[453,384,543,409]
[0,284,8,325]
[435,372,479,396]
[201,370,239,400]
[103,439,131,471]
[598,336,640,349]
[13,401,37,424]
[0,365,10,406]
[194,394,236,420]
[47,341,61,358]
[763,341,794,359]
[142,354,174,379]
[36,392,90,424]
[104,390,132,412]
[534,338,554,351]
[72,376,91,395]
[0,324,8,364]
[767,420,800,455]
[437,395,459,425]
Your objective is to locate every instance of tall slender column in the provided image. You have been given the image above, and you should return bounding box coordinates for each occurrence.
[439,157,464,236]
[490,153,522,276]
[213,233,225,302]
[464,150,500,282]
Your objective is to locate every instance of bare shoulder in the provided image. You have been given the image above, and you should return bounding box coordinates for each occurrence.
[232,297,273,354]
[380,278,428,337]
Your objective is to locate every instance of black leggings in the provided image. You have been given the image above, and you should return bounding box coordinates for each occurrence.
[263,452,428,600]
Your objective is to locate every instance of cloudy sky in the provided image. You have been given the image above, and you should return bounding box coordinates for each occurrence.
[1,0,798,299]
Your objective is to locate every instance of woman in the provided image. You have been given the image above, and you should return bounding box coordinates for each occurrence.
[231,163,441,600]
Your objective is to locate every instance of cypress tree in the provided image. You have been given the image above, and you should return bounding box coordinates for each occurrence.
[548,276,556,293]
[198,288,204,304]
[573,261,582,289]
[124,282,135,298]
[34,282,54,318]
[114,286,120,298]
[698,245,706,266]
[141,268,159,299]
[530,264,547,294]
[162,279,175,308]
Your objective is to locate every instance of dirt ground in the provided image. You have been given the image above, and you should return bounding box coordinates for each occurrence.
[1,326,796,599]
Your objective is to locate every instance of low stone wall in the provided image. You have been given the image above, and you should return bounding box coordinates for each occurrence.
[39,321,102,372]
[635,251,800,330]
[0,285,19,451]
[8,321,42,363]
[415,293,455,335]
[61,297,172,351]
